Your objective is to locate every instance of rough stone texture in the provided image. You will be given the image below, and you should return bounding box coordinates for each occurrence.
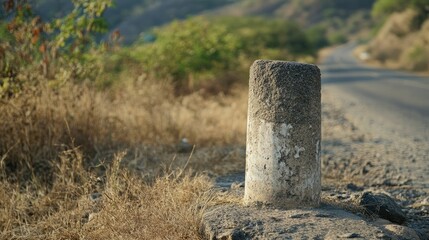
[359,192,407,224]
[245,60,321,208]
[201,204,392,240]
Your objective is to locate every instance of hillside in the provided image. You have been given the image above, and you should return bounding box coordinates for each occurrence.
[33,0,375,44]
[357,0,429,72]
[214,0,375,26]
[213,0,376,46]
[360,9,429,71]
[109,0,237,44]
[33,0,236,24]
[33,0,238,44]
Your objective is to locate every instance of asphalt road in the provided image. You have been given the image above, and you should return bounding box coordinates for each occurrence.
[321,43,429,142]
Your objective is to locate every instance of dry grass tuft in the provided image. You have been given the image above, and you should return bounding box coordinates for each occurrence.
[0,147,96,239]
[83,153,215,240]
[85,172,213,239]
[0,148,215,240]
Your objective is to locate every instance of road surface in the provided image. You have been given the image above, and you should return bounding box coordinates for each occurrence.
[321,43,429,188]
[321,43,429,141]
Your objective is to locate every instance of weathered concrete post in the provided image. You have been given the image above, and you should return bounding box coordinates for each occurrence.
[244,60,321,208]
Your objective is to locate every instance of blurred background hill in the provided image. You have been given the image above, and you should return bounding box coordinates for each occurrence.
[33,0,375,44]
[34,0,239,44]
[213,0,374,25]
[361,0,429,72]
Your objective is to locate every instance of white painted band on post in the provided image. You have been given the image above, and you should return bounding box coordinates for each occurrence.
[244,60,321,208]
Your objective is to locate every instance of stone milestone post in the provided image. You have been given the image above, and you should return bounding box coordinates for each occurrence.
[244,60,321,208]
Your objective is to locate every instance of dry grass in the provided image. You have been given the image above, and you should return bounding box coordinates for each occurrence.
[0,149,216,239]
[0,72,248,239]
[0,77,247,180]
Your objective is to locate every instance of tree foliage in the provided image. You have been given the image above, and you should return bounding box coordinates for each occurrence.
[0,0,114,97]
[53,0,113,54]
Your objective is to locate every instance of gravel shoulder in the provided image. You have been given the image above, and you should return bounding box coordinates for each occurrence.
[321,87,429,237]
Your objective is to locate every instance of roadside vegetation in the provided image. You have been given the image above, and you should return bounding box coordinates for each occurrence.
[107,16,322,93]
[0,0,328,239]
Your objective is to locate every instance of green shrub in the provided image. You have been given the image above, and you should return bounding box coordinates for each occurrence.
[306,25,329,49]
[372,0,407,18]
[125,16,322,91]
[372,0,429,18]
[328,32,347,45]
[213,17,316,56]
[134,17,241,90]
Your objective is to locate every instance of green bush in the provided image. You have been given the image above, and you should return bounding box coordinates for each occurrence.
[328,32,347,45]
[372,0,407,18]
[137,17,322,90]
[104,16,328,92]
[372,0,429,18]
[213,17,316,56]
[306,25,329,49]
[133,17,241,89]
